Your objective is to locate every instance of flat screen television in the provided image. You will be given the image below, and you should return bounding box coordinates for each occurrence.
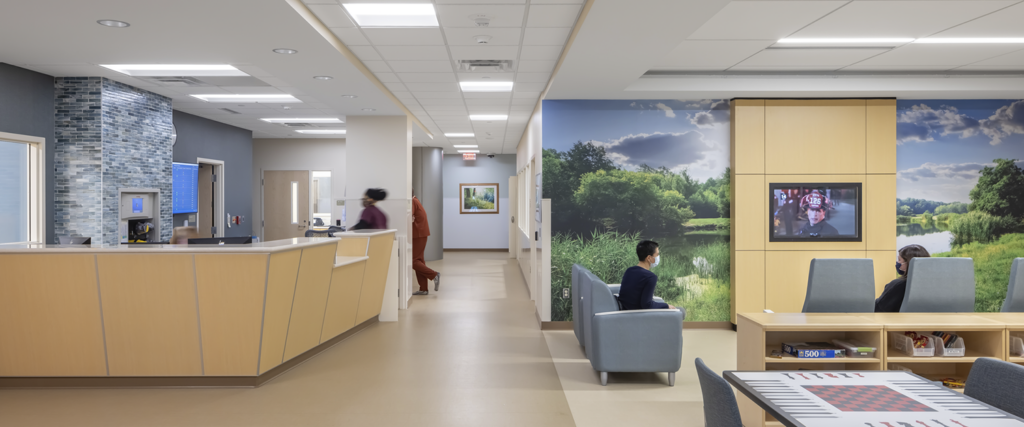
[172,162,199,214]
[769,183,862,242]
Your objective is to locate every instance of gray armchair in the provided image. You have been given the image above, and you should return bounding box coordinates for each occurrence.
[572,264,585,347]
[1001,258,1024,312]
[965,357,1024,418]
[900,257,975,312]
[581,268,684,386]
[802,258,875,313]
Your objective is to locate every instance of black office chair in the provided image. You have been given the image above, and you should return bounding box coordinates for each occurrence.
[695,358,743,427]
[313,217,325,227]
[304,229,331,237]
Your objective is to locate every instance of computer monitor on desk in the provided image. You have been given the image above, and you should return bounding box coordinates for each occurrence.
[187,237,253,245]
[58,236,91,245]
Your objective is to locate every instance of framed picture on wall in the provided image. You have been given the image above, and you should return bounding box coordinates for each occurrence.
[460,183,499,214]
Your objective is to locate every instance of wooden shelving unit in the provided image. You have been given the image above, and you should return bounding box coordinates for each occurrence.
[737,313,1024,427]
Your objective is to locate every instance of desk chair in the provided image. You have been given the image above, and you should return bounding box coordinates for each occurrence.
[900,257,975,312]
[1001,258,1024,312]
[965,357,1024,418]
[802,258,875,313]
[695,358,743,427]
[304,229,331,238]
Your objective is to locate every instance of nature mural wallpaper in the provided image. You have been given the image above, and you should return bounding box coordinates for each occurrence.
[896,100,1024,312]
[542,99,731,322]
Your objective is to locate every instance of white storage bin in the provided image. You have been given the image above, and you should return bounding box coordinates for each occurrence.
[891,331,935,357]
[1011,335,1024,357]
[832,339,878,358]
[931,333,966,357]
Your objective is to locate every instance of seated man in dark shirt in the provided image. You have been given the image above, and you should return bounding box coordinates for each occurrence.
[875,244,930,312]
[618,240,677,310]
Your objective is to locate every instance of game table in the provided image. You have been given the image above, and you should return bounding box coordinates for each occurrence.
[724,370,1024,427]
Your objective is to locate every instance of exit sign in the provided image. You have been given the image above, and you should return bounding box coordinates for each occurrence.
[463,153,476,160]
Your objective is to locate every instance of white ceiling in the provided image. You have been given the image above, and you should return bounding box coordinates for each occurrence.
[548,0,1024,100]
[302,0,583,154]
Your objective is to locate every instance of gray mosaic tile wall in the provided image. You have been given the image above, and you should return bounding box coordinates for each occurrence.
[54,77,173,245]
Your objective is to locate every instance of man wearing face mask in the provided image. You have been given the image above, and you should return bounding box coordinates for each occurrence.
[617,240,677,310]
[874,244,931,312]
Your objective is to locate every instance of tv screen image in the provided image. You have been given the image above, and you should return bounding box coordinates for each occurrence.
[769,183,862,242]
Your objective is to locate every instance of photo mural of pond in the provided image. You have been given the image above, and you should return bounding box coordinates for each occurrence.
[897,100,1024,312]
[542,99,731,322]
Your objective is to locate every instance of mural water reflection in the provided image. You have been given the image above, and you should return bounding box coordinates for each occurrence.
[896,222,953,255]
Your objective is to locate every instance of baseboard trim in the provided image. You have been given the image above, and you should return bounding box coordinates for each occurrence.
[0,316,379,389]
[443,248,509,252]
[685,321,734,330]
[541,321,573,330]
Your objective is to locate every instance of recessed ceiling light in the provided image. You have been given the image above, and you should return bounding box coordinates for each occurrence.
[97,20,130,28]
[273,48,298,54]
[343,3,439,27]
[776,38,914,45]
[362,108,376,112]
[445,133,475,138]
[261,118,344,123]
[460,81,513,92]
[914,38,1024,44]
[190,94,302,103]
[313,76,333,80]
[296,129,347,135]
[341,95,358,98]
[100,64,248,77]
[453,145,478,148]
[469,114,508,121]
[457,150,480,153]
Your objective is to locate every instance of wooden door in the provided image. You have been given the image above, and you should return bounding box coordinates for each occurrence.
[197,164,214,238]
[264,171,310,241]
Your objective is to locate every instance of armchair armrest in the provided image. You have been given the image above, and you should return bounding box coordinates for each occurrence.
[589,309,684,373]
[607,284,621,294]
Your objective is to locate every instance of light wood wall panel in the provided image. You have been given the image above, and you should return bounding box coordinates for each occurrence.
[732,251,765,322]
[194,254,268,376]
[764,174,867,252]
[765,251,866,313]
[321,261,368,342]
[258,249,302,374]
[337,238,369,257]
[866,99,897,174]
[865,174,897,251]
[0,254,108,376]
[734,175,766,251]
[282,244,337,361]
[765,100,866,175]
[732,99,765,174]
[356,234,396,323]
[97,254,202,376]
[867,250,899,297]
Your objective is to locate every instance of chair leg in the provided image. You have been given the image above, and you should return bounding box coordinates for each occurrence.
[668,372,675,387]
[600,371,608,386]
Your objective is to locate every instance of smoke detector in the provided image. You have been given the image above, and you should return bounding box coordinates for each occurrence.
[470,14,490,27]
[474,35,492,44]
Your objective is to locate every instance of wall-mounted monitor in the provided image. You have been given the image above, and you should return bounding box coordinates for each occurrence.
[769,182,862,242]
[172,162,199,214]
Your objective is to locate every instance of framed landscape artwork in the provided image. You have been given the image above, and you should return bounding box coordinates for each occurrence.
[460,183,499,214]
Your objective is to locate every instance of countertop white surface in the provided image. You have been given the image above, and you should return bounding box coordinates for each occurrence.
[0,237,340,254]
[334,256,369,267]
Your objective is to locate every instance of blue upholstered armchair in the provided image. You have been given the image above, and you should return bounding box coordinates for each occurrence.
[575,266,684,386]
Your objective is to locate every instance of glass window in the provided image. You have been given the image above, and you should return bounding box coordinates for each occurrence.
[312,171,331,226]
[0,140,29,244]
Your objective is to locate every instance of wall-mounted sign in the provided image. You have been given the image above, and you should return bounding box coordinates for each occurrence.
[463,153,476,160]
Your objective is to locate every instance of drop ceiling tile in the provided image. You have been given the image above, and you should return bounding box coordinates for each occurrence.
[348,46,382,61]
[511,97,538,106]
[363,61,392,73]
[426,105,470,112]
[515,72,550,83]
[790,1,1015,39]
[377,46,451,61]
[419,98,466,106]
[511,82,547,92]
[512,91,541,99]
[519,45,562,61]
[527,5,581,28]
[363,28,445,46]
[394,91,416,100]
[523,28,572,46]
[517,60,557,73]
[375,73,402,83]
[449,46,520,60]
[735,48,890,68]
[387,61,454,73]
[655,41,774,70]
[510,105,535,112]
[398,73,457,83]
[404,82,461,92]
[436,0,525,4]
[414,91,463,99]
[934,2,1024,38]
[959,48,1024,67]
[688,1,846,40]
[331,28,370,46]
[854,44,1024,67]
[443,28,523,45]
[436,5,526,27]
[462,92,512,99]
[308,4,356,28]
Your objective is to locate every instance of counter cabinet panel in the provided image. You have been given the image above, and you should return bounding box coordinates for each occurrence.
[283,244,337,361]
[258,249,302,374]
[321,261,367,342]
[194,254,269,376]
[356,235,396,324]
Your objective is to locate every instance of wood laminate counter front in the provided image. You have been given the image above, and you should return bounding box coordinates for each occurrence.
[0,232,396,386]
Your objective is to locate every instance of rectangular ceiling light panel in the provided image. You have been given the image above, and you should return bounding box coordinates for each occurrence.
[469,114,508,121]
[343,4,439,27]
[775,38,913,48]
[459,81,514,92]
[457,150,480,153]
[296,129,347,135]
[452,144,478,148]
[914,38,1024,44]
[260,118,344,123]
[445,133,475,137]
[100,64,249,77]
[191,94,302,103]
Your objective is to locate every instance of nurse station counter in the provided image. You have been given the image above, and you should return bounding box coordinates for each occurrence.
[0,230,395,387]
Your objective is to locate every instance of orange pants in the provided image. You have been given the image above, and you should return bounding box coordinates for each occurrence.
[413,237,437,291]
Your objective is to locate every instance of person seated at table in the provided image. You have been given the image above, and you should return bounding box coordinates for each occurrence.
[874,244,930,312]
[618,240,677,310]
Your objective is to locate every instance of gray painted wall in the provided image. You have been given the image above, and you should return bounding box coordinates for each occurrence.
[172,110,253,238]
[412,147,443,260]
[442,154,516,249]
[0,63,55,242]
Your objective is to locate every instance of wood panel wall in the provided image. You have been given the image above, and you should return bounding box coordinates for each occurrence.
[730,99,897,322]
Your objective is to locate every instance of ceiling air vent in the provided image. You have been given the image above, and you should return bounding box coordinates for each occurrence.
[283,123,314,127]
[457,60,513,72]
[219,108,241,114]
[135,76,210,87]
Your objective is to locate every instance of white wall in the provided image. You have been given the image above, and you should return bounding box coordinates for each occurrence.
[516,102,545,320]
[251,138,346,241]
[442,154,516,249]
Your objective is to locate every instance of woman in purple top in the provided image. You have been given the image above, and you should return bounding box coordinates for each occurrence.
[351,188,388,230]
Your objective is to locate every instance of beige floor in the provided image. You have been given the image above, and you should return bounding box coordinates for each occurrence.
[0,251,736,427]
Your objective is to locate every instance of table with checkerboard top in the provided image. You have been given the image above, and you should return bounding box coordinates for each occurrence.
[724,370,1024,427]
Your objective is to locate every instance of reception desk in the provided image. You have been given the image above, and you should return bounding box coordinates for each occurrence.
[0,230,395,387]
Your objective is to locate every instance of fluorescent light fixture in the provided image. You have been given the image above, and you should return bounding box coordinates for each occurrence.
[190,94,301,103]
[97,20,129,28]
[273,48,298,54]
[313,76,333,80]
[343,3,439,27]
[777,38,914,44]
[914,38,1024,44]
[100,64,248,77]
[296,129,348,135]
[460,81,513,92]
[452,145,478,148]
[457,150,480,153]
[445,133,475,137]
[260,118,344,124]
[469,114,508,121]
